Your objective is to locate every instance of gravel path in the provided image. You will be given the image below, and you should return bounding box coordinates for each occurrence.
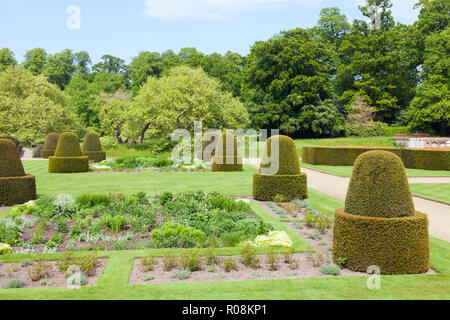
[244,158,450,242]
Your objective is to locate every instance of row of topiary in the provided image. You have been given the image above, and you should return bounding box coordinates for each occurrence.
[41,132,106,163]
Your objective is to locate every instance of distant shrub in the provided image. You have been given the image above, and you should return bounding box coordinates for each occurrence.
[82,132,106,162]
[48,132,89,173]
[383,126,409,136]
[75,193,112,208]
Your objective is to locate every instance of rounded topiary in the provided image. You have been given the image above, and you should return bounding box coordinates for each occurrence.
[0,136,22,155]
[345,150,414,218]
[0,138,36,206]
[211,133,242,171]
[253,135,307,201]
[40,133,60,158]
[82,132,106,162]
[48,132,89,173]
[332,150,429,275]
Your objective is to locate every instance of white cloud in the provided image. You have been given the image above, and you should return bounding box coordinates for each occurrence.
[143,0,318,21]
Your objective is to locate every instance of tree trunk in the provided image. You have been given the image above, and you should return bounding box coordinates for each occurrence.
[139,122,151,144]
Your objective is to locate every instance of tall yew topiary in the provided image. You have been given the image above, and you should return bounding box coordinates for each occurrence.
[253,135,307,201]
[333,150,429,274]
[211,132,243,171]
[48,132,89,173]
[82,132,106,162]
[0,138,36,206]
[40,133,59,158]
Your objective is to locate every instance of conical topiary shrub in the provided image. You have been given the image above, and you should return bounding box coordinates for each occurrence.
[0,135,22,155]
[0,138,36,206]
[82,132,106,162]
[253,135,307,201]
[333,150,429,274]
[211,133,243,171]
[48,132,89,173]
[40,133,60,158]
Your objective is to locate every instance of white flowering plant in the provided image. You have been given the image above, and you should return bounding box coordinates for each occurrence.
[0,243,13,255]
[252,231,293,247]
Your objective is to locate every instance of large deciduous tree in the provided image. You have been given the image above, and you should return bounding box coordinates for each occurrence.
[0,67,82,144]
[130,66,249,143]
[242,28,333,136]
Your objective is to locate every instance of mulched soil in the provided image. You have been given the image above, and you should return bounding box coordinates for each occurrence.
[0,259,106,289]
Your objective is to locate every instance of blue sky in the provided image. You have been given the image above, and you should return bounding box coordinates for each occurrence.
[0,0,419,64]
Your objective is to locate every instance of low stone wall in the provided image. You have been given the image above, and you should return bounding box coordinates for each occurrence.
[392,137,449,149]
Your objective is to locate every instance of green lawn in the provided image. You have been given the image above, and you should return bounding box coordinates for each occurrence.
[410,184,450,204]
[301,162,450,178]
[22,160,258,197]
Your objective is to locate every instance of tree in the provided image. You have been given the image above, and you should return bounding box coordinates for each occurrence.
[92,54,127,75]
[74,51,92,75]
[131,66,249,143]
[242,28,333,136]
[0,67,81,144]
[346,95,375,137]
[316,7,350,44]
[129,51,163,94]
[297,100,345,137]
[359,0,394,31]
[98,90,131,143]
[408,27,449,135]
[22,48,47,75]
[43,49,76,89]
[0,48,17,71]
[333,2,418,123]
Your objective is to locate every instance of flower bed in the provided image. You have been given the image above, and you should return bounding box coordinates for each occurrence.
[0,191,274,253]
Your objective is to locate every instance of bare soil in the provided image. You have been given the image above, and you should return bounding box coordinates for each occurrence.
[129,253,363,285]
[0,259,106,289]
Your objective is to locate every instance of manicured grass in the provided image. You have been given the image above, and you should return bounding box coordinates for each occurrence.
[410,184,450,204]
[22,160,258,197]
[301,162,450,178]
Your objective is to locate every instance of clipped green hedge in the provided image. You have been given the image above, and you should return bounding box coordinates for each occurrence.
[82,151,106,163]
[253,135,307,201]
[253,173,307,201]
[302,146,449,170]
[0,138,36,206]
[48,156,89,173]
[82,132,106,162]
[211,156,243,171]
[0,175,36,206]
[49,132,89,173]
[332,208,429,274]
[345,151,414,218]
[212,133,242,171]
[0,139,25,177]
[40,133,59,158]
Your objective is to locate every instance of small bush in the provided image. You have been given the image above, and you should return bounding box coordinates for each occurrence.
[163,256,177,271]
[141,256,156,272]
[76,194,112,208]
[239,242,260,268]
[5,278,24,289]
[321,264,341,276]
[28,261,52,281]
[223,257,237,272]
[220,232,243,247]
[0,243,12,255]
[180,249,203,271]
[172,269,191,280]
[151,222,206,248]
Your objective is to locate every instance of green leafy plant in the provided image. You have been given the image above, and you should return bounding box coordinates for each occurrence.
[239,242,259,268]
[180,249,203,271]
[223,257,237,272]
[162,256,177,271]
[321,264,341,276]
[141,256,156,272]
[172,269,191,280]
[5,278,24,289]
[28,261,52,282]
